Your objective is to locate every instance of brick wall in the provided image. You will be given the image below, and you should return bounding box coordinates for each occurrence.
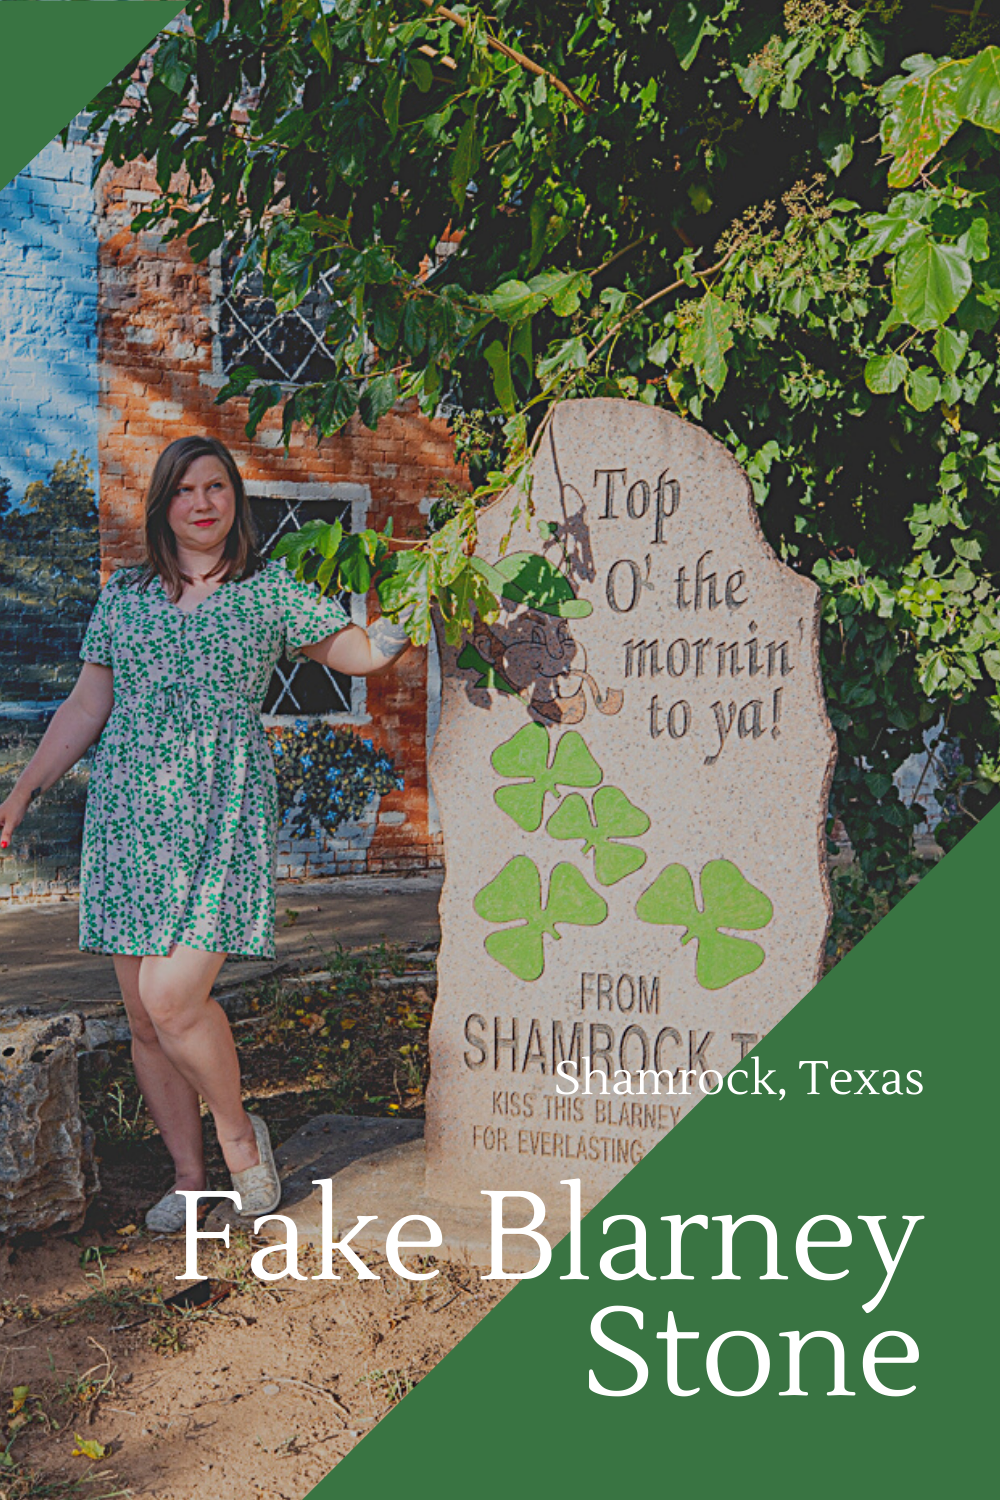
[96,158,465,876]
[0,136,98,503]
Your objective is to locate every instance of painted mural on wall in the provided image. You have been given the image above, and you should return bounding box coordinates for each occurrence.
[0,457,100,894]
[0,133,101,896]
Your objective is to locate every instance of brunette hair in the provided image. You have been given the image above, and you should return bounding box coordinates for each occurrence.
[140,436,263,601]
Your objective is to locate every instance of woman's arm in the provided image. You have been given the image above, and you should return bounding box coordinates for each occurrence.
[300,618,417,677]
[0,663,115,849]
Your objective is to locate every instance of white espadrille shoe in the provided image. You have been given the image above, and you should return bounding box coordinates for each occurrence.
[144,1189,189,1234]
[231,1114,281,1218]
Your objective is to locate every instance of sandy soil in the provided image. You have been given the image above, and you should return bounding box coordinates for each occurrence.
[1,1227,506,1499]
[1,944,504,1499]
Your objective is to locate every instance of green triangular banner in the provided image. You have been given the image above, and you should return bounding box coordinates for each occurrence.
[0,1,184,193]
[314,808,997,1493]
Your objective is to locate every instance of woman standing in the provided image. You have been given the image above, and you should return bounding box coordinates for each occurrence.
[0,436,414,1231]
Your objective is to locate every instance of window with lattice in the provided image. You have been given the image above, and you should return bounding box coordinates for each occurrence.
[252,493,363,719]
[218,251,340,384]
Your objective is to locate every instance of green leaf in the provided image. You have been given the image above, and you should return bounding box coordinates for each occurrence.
[827,138,854,176]
[546,786,651,886]
[450,111,481,209]
[525,269,592,317]
[491,723,602,832]
[957,217,989,262]
[904,364,941,411]
[315,379,358,437]
[865,352,908,394]
[336,535,374,594]
[215,364,259,404]
[482,279,548,323]
[537,335,588,384]
[426,512,467,587]
[358,372,399,430]
[370,288,403,349]
[956,288,1000,335]
[667,1,714,71]
[484,339,515,415]
[511,317,533,382]
[375,550,435,644]
[317,519,342,560]
[383,73,402,139]
[438,561,501,644]
[474,857,607,982]
[679,292,735,395]
[154,32,195,95]
[401,297,430,357]
[893,237,972,330]
[854,208,926,261]
[635,859,773,990]
[881,59,965,188]
[245,381,283,438]
[932,325,969,374]
[311,16,333,70]
[955,45,1000,131]
[408,52,433,92]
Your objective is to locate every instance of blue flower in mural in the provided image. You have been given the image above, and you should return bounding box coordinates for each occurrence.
[267,721,403,836]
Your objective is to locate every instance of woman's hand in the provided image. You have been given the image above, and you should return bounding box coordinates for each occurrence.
[0,664,114,849]
[0,787,31,851]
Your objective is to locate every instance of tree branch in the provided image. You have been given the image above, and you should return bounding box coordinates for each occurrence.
[421,2,591,112]
[584,248,737,369]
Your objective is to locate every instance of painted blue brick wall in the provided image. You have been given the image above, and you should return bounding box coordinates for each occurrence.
[0,138,98,503]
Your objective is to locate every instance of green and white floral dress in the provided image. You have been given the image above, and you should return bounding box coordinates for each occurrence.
[78,561,350,958]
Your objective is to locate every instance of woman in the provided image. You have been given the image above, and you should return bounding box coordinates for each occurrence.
[0,436,413,1232]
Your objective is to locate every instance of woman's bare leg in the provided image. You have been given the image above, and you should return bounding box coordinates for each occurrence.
[136,944,259,1175]
[113,955,206,1191]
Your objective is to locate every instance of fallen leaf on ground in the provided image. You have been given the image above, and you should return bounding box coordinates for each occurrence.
[72,1435,108,1459]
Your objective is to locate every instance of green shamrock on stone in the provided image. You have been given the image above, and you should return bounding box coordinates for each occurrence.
[474,855,608,981]
[635,859,773,990]
[546,787,651,886]
[491,721,602,833]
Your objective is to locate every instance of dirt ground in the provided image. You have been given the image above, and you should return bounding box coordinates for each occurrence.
[1,940,507,1500]
[1,1232,507,1500]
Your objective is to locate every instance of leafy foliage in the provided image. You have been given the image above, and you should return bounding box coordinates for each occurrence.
[271,501,500,646]
[88,2,1000,908]
[635,858,774,990]
[490,722,602,831]
[473,854,607,981]
[270,509,587,645]
[267,720,402,835]
[546,785,650,885]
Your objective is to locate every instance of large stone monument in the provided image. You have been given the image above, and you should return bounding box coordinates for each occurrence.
[425,398,835,1213]
[225,398,835,1262]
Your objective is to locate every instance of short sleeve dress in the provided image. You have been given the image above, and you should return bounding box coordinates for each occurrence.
[78,561,350,959]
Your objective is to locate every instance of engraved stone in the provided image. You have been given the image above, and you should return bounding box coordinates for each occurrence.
[426,398,835,1212]
[0,1014,98,1236]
